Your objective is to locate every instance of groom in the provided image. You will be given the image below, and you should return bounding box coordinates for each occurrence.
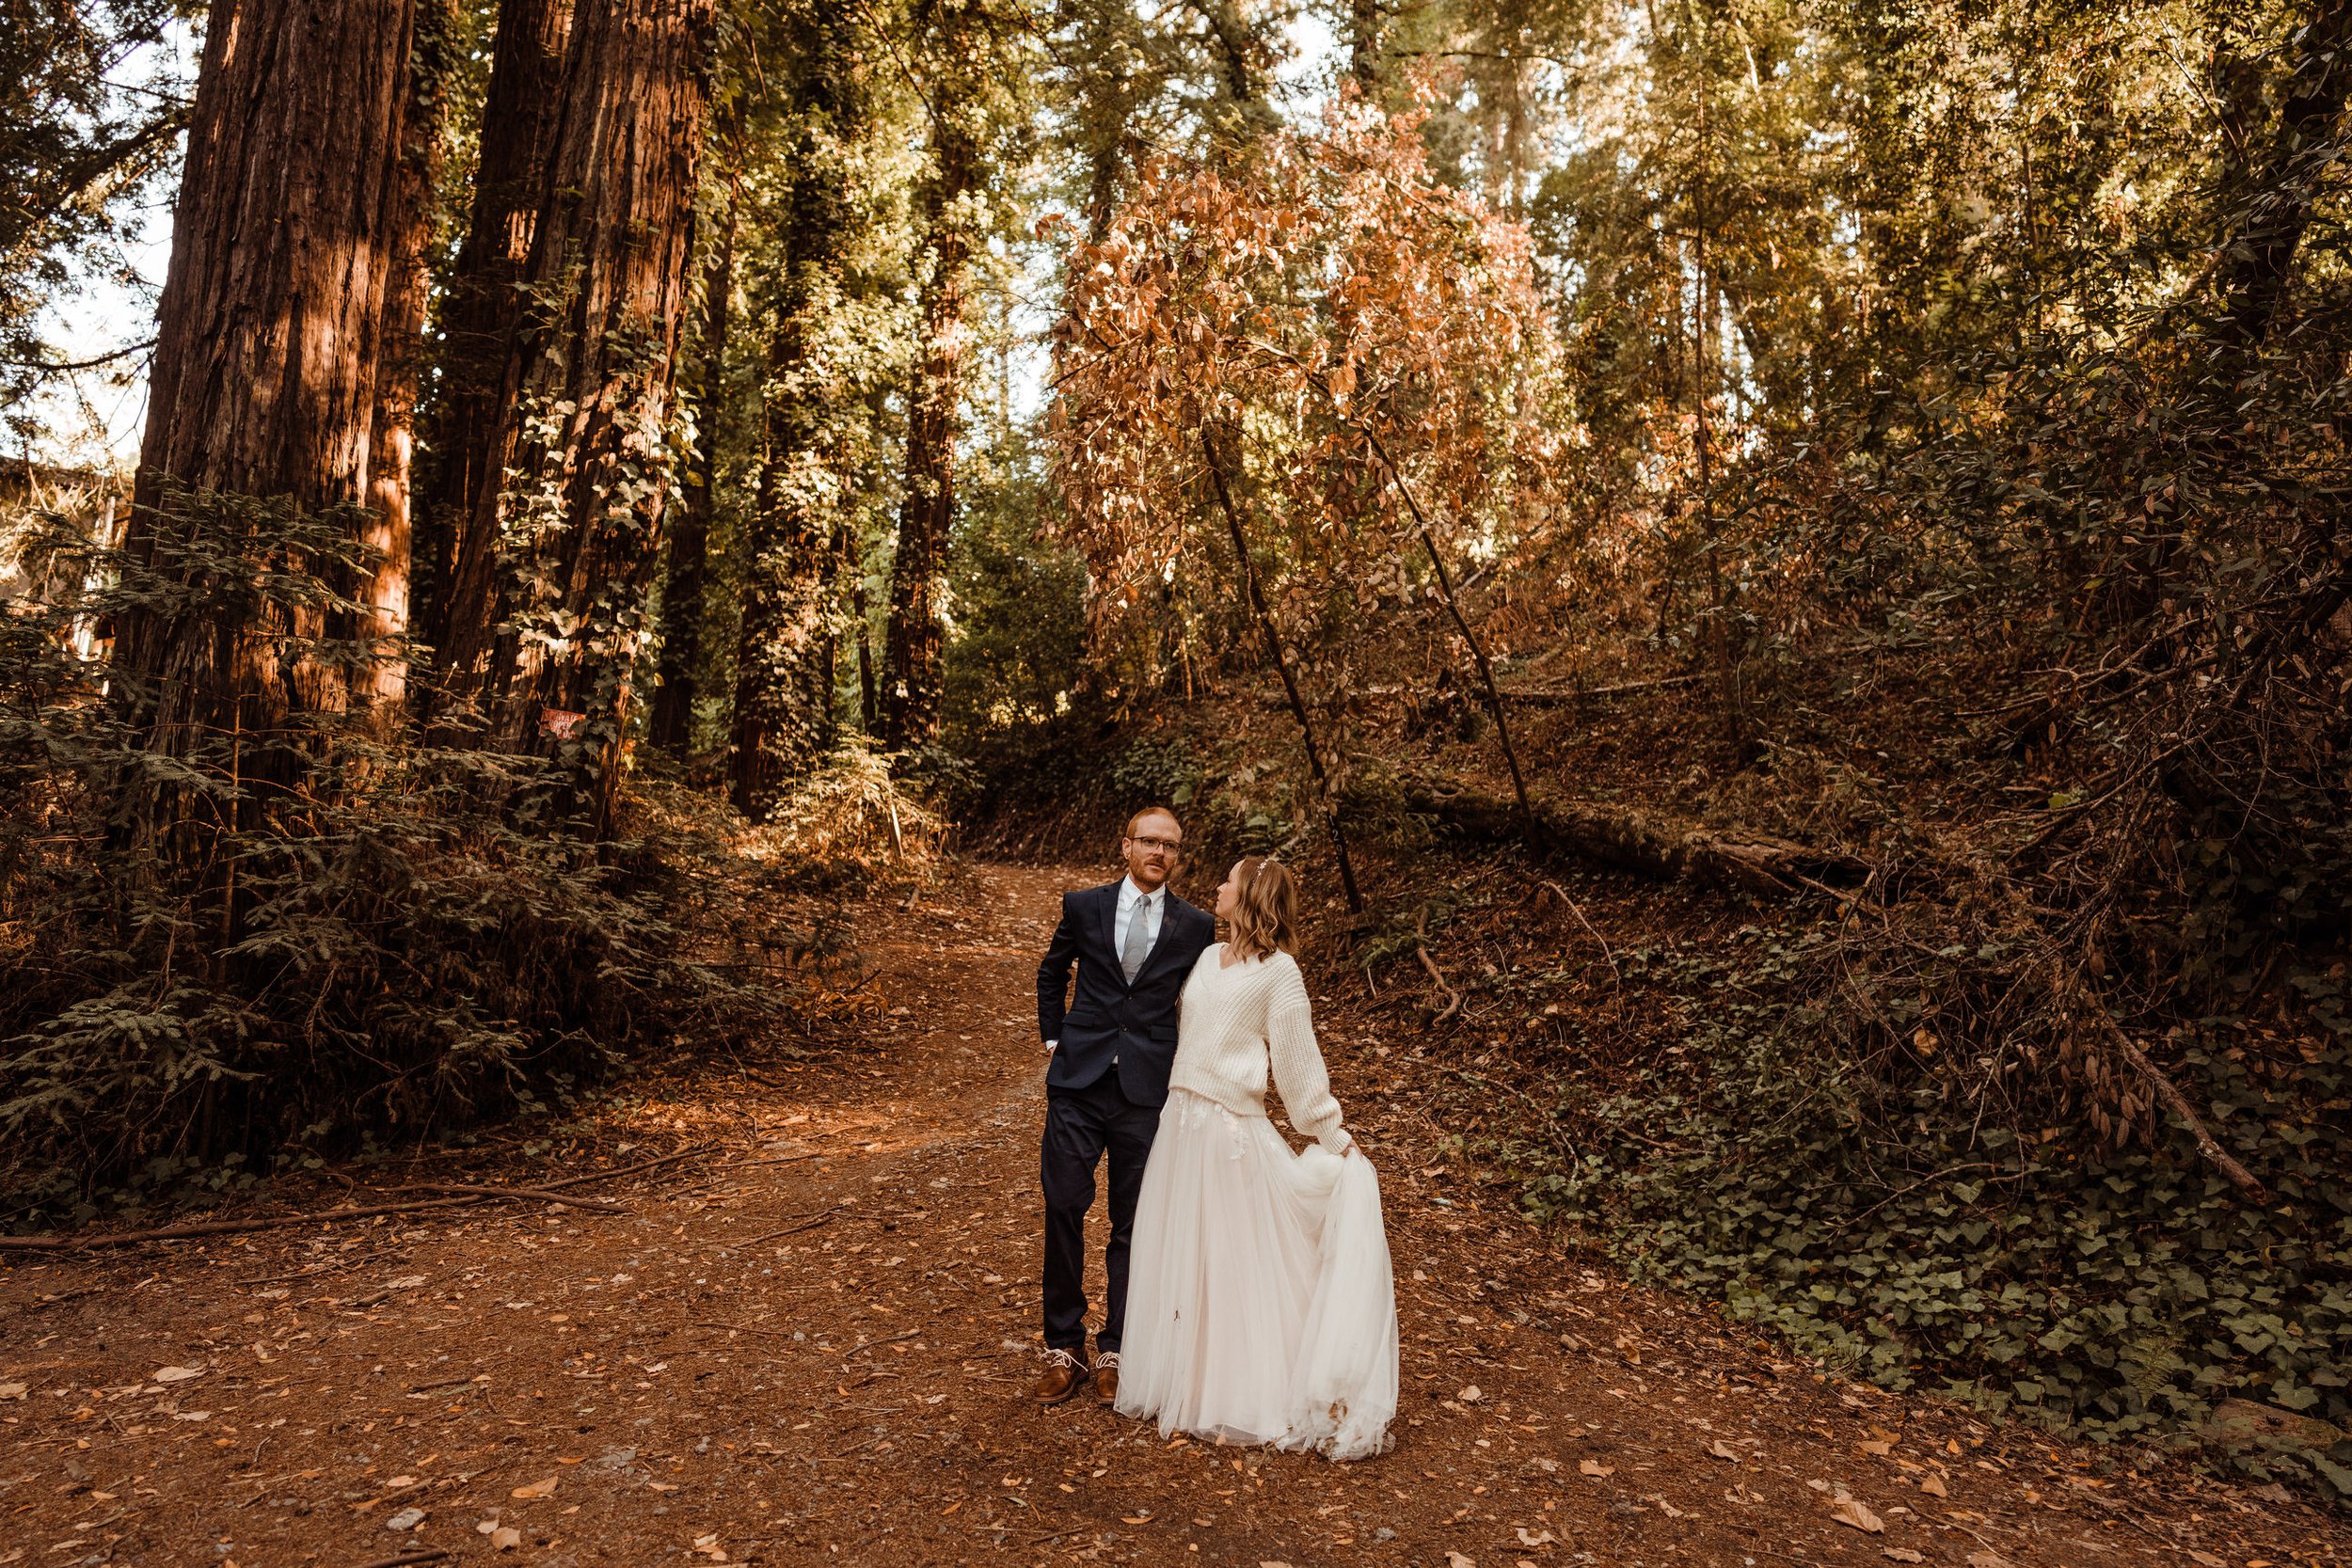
[1031,805,1216,1406]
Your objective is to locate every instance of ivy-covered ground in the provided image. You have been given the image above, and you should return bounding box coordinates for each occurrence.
[1356,845,2352,1509]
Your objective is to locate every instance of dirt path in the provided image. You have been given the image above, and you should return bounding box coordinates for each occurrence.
[0,863,2338,1568]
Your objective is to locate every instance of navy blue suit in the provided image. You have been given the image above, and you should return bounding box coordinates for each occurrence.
[1034,879,1216,1355]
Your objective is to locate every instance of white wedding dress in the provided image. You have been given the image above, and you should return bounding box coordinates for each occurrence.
[1114,944,1398,1461]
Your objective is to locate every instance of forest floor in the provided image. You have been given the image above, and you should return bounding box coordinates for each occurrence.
[1,863,2342,1568]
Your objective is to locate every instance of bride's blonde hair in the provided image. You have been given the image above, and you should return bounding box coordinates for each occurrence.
[1226,855,1298,962]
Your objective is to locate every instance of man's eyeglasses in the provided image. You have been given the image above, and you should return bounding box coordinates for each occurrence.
[1129,835,1183,854]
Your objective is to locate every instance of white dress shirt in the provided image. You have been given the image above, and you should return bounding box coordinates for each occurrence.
[1117,875,1166,956]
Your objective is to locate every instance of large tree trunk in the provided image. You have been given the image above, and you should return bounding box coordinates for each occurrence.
[880,86,977,752]
[362,0,456,714]
[412,0,574,657]
[118,0,419,766]
[437,0,719,831]
[649,159,739,760]
[730,8,863,815]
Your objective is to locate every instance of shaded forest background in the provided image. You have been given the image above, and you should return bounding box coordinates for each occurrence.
[2,0,2349,1497]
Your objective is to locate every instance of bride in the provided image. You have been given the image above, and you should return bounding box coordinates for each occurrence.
[1114,854,1398,1460]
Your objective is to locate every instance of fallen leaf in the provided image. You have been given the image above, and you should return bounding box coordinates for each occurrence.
[491,1528,522,1550]
[1829,1496,1884,1533]
[1260,1561,1295,1567]
[1708,1440,1740,1462]
[2185,1558,2221,1568]
[1965,1553,2015,1568]
[1458,1385,1484,1402]
[511,1476,558,1500]
[1655,1497,1687,1518]
[647,1481,679,1493]
[1120,1514,1152,1525]
[0,1384,24,1401]
[151,1366,204,1384]
[1446,1555,1476,1568]
[384,1506,427,1532]
[1883,1550,1924,1563]
[1515,1528,1557,1546]
[1578,1459,1613,1478]
[1917,1473,1947,1498]
[1859,1440,1893,1456]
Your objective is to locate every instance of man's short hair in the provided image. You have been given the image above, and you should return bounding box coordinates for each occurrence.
[1124,804,1183,839]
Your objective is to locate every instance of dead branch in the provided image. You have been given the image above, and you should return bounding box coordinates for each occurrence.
[389,1183,630,1214]
[2098,1017,2273,1203]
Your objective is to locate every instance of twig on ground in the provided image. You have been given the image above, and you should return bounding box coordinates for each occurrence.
[389,1183,630,1214]
[349,1551,453,1568]
[0,1196,488,1251]
[722,1208,842,1247]
[1417,944,1463,1023]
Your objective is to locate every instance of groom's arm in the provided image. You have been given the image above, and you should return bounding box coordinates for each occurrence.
[1036,893,1082,1051]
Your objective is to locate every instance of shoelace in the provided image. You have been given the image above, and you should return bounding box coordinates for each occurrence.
[1041,1347,1084,1371]
[1093,1352,1120,1370]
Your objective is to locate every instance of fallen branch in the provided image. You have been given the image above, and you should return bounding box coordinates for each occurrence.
[349,1551,452,1568]
[1416,945,1463,1024]
[0,1143,714,1252]
[723,1208,841,1247]
[389,1183,630,1214]
[1497,673,1707,704]
[2101,1019,2272,1203]
[1359,773,1872,897]
[530,1142,719,1191]
[0,1195,488,1252]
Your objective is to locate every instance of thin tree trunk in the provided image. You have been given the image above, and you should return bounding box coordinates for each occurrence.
[440,0,720,831]
[363,0,455,715]
[731,7,862,813]
[1200,425,1363,913]
[2217,0,2352,348]
[414,0,574,660]
[881,78,977,752]
[1346,0,1384,93]
[651,156,740,760]
[118,0,419,785]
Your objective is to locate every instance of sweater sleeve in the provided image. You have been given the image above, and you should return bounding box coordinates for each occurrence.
[1266,956,1351,1152]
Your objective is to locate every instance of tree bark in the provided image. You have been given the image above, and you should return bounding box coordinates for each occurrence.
[413,0,574,658]
[650,157,739,760]
[118,0,420,762]
[362,0,457,714]
[438,0,720,830]
[2217,0,2352,348]
[880,30,980,753]
[729,7,866,814]
[1346,0,1385,93]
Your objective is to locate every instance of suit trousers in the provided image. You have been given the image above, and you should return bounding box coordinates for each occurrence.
[1040,1069,1160,1355]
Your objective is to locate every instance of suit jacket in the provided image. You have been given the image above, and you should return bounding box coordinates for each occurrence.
[1036,879,1217,1106]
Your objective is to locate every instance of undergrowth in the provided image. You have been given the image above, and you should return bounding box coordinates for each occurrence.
[0,489,911,1227]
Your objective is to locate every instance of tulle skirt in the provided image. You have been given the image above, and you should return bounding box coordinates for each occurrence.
[1114,1088,1398,1461]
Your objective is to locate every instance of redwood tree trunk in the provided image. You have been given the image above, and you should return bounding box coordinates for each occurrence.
[438,0,719,829]
[363,0,456,713]
[118,0,419,759]
[880,109,977,752]
[731,9,863,815]
[413,0,574,657]
[649,162,739,760]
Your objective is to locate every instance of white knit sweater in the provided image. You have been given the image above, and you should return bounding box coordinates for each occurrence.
[1168,944,1352,1153]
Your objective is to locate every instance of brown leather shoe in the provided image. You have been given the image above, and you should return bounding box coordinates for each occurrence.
[1033,1348,1089,1405]
[1091,1352,1120,1407]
